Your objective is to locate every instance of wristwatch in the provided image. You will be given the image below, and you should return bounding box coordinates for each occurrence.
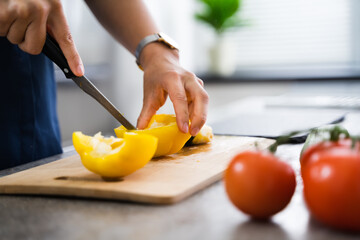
[135,32,179,70]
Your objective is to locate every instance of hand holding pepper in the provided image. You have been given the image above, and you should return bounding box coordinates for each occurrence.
[136,42,209,136]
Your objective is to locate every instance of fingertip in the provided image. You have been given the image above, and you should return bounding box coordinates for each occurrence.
[175,114,189,133]
[137,114,150,130]
[73,56,84,76]
[76,64,84,76]
[181,122,189,133]
[136,118,143,129]
[136,120,146,130]
[190,127,199,136]
[137,101,158,130]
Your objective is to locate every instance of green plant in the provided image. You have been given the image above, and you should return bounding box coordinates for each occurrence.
[195,0,243,35]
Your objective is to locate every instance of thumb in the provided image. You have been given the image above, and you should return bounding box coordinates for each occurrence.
[47,7,84,76]
[137,92,163,129]
[137,101,157,130]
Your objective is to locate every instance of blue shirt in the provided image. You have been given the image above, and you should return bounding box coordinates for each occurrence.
[0,37,62,170]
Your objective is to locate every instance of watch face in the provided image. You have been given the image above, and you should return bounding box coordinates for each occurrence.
[158,32,179,50]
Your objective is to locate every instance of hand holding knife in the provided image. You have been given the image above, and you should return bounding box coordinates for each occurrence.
[42,33,136,130]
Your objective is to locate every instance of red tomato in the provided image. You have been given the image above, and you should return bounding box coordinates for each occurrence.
[302,148,360,232]
[224,151,296,219]
[300,138,359,172]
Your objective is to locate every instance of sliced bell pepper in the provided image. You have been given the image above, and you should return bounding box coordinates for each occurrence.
[114,114,191,157]
[192,125,214,145]
[72,131,158,178]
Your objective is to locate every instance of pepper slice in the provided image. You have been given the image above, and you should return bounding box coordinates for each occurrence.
[73,131,158,178]
[192,125,214,145]
[114,114,191,157]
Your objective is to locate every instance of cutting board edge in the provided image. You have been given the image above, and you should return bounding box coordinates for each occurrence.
[0,170,225,204]
[0,184,176,204]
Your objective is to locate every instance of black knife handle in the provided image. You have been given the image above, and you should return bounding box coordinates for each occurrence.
[42,33,76,79]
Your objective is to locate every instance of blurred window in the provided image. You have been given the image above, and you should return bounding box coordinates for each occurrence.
[224,0,360,78]
[61,0,359,79]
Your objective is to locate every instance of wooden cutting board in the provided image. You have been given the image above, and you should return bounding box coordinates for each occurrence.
[0,136,274,204]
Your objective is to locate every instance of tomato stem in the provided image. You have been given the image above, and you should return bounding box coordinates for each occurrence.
[269,130,303,153]
[268,125,354,154]
[329,125,350,141]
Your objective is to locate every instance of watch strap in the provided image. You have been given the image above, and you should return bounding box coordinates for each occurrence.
[135,32,179,70]
[135,33,161,61]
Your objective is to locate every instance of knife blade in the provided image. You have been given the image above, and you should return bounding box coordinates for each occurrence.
[42,33,136,130]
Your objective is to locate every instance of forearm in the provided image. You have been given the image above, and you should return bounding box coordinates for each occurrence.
[85,0,159,55]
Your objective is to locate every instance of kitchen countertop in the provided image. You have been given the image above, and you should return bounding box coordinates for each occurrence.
[1,111,360,240]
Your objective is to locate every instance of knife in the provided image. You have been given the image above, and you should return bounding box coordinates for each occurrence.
[42,34,136,130]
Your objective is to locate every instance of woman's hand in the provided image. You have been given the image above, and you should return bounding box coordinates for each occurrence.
[0,0,83,76]
[137,42,209,136]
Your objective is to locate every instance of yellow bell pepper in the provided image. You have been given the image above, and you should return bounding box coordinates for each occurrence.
[114,114,191,157]
[72,131,157,178]
[192,125,214,145]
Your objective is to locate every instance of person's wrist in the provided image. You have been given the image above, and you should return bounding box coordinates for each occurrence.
[138,42,179,71]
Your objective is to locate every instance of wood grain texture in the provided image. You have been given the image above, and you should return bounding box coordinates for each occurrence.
[0,136,274,204]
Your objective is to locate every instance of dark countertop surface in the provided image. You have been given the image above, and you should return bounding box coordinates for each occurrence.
[1,110,360,240]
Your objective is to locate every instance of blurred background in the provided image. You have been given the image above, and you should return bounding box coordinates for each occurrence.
[58,0,360,146]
